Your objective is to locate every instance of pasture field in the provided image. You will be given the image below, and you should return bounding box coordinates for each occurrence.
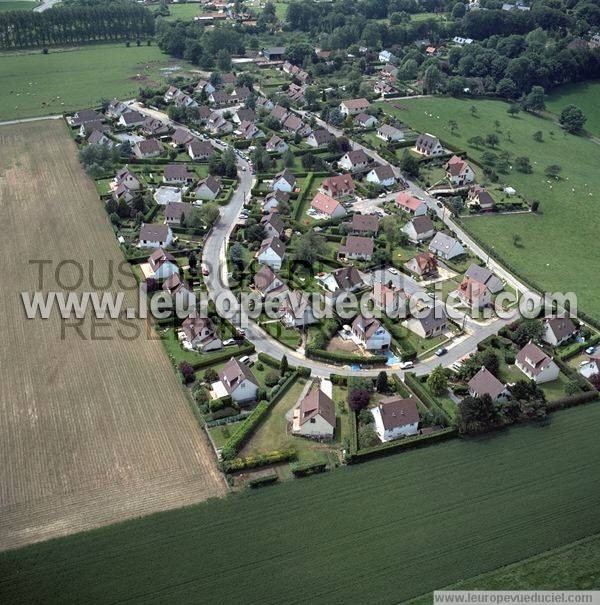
[1,403,600,603]
[546,80,600,137]
[0,43,189,121]
[379,97,600,321]
[0,0,37,12]
[408,532,600,603]
[162,3,202,21]
[0,121,225,551]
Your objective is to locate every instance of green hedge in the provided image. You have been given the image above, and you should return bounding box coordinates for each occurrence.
[257,352,281,369]
[347,427,457,463]
[556,335,600,361]
[292,171,314,221]
[290,460,328,477]
[222,448,297,473]
[189,344,255,370]
[546,390,598,412]
[306,347,387,366]
[247,474,279,488]
[404,373,451,426]
[205,412,249,428]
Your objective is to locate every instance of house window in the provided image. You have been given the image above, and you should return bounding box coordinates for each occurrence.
[310,418,316,423]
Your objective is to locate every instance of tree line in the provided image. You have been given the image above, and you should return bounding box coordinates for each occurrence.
[0,3,154,49]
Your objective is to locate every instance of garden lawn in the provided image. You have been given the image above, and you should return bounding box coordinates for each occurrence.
[0,0,36,11]
[259,319,302,349]
[378,97,600,322]
[0,43,188,121]
[546,80,600,137]
[3,405,600,603]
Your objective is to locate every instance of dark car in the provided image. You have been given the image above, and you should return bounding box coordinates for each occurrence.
[435,347,448,357]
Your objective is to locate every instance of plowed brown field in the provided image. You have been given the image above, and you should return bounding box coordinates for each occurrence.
[0,121,226,551]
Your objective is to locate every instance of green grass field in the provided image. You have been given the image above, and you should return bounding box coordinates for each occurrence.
[2,404,600,603]
[0,0,37,12]
[546,80,600,137]
[162,3,202,21]
[408,532,600,603]
[379,97,600,321]
[0,43,187,121]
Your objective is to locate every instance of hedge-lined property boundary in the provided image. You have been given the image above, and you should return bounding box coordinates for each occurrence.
[222,448,297,473]
[305,347,388,366]
[404,372,452,426]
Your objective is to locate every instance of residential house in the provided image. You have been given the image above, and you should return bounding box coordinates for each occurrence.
[542,316,577,347]
[396,192,427,216]
[351,314,391,350]
[377,124,404,142]
[306,129,334,149]
[171,128,195,148]
[266,134,288,154]
[279,290,319,328]
[374,80,399,96]
[310,192,347,219]
[220,72,236,86]
[457,277,492,309]
[217,357,260,404]
[78,120,106,138]
[429,232,465,260]
[195,175,221,200]
[366,164,396,187]
[406,305,448,338]
[444,155,475,186]
[378,50,397,64]
[162,273,195,312]
[515,342,560,384]
[282,114,309,136]
[118,110,145,127]
[106,99,128,119]
[164,86,181,103]
[187,139,215,161]
[133,138,163,159]
[453,36,474,45]
[208,90,232,106]
[147,248,179,280]
[68,109,104,127]
[194,79,216,96]
[141,117,170,137]
[465,265,503,294]
[271,169,296,193]
[372,396,420,442]
[237,120,265,140]
[414,133,444,156]
[87,130,112,147]
[321,174,355,198]
[164,201,190,226]
[207,114,233,135]
[321,266,364,296]
[349,214,379,236]
[468,367,509,400]
[232,86,251,103]
[291,384,336,440]
[339,98,371,116]
[181,316,222,352]
[338,149,371,173]
[163,164,195,186]
[262,189,289,213]
[112,166,141,204]
[405,251,438,278]
[270,105,290,124]
[256,96,275,111]
[338,235,374,261]
[253,265,286,297]
[402,216,435,243]
[234,108,257,124]
[579,353,600,379]
[287,83,306,103]
[261,46,285,60]
[261,212,285,238]
[371,282,407,318]
[467,186,495,211]
[139,223,173,248]
[354,113,379,129]
[256,236,286,270]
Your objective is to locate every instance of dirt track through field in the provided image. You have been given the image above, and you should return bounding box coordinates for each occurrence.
[0,121,226,551]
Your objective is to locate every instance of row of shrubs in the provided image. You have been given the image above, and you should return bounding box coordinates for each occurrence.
[255,352,310,378]
[346,427,457,463]
[305,347,388,366]
[556,335,600,361]
[546,390,599,412]
[290,460,328,477]
[247,474,279,489]
[222,448,297,473]
[220,372,299,460]
[404,373,451,426]
[189,344,255,370]
[205,411,250,428]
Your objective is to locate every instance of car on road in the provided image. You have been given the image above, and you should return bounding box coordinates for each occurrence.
[378,192,386,198]
[435,347,448,357]
[240,166,246,171]
[585,346,596,354]
[388,267,399,275]
[399,361,414,370]
[201,265,209,276]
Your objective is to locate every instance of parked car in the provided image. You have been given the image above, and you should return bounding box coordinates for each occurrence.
[223,338,235,346]
[399,361,414,370]
[435,347,448,357]
[201,264,209,276]
[388,267,399,275]
[585,346,596,355]
[238,355,251,365]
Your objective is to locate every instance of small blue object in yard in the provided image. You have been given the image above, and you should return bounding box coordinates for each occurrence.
[350,364,362,371]
[386,351,401,366]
